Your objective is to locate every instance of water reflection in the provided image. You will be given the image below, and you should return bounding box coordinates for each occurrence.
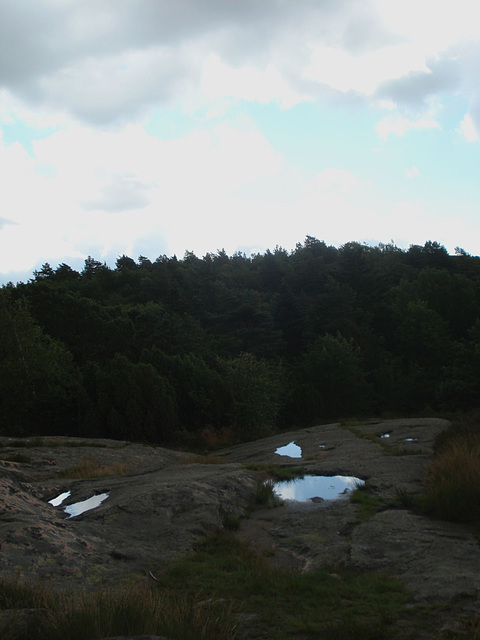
[275,441,302,458]
[64,493,109,518]
[48,491,71,507]
[273,475,364,502]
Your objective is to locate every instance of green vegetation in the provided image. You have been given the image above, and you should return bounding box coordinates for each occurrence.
[0,576,234,640]
[245,462,305,480]
[156,531,409,639]
[425,418,480,524]
[254,478,284,508]
[350,486,384,522]
[1,238,480,446]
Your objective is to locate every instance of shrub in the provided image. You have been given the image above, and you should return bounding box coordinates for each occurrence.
[255,478,283,508]
[425,431,480,523]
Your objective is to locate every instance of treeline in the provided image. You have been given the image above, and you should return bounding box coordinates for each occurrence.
[1,238,480,445]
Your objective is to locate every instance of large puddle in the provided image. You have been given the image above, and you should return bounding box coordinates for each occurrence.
[48,491,109,518]
[275,441,302,458]
[273,475,364,502]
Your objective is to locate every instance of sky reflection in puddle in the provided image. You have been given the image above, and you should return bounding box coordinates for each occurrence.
[273,475,364,502]
[64,493,109,518]
[275,441,302,458]
[49,491,109,518]
[48,491,71,507]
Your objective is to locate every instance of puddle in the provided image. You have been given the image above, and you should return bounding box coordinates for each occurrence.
[275,441,302,458]
[48,491,71,507]
[404,437,418,442]
[273,475,364,502]
[49,491,109,518]
[64,493,109,518]
[380,433,391,439]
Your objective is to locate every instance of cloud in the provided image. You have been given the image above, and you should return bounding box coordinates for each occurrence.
[0,119,286,277]
[0,0,423,125]
[460,113,480,142]
[80,175,151,213]
[405,166,420,179]
[375,114,441,140]
[0,217,15,230]
[375,56,459,108]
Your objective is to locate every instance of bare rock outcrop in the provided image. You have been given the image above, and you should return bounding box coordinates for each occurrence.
[2,418,480,610]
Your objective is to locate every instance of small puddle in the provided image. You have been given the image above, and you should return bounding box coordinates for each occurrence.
[380,433,391,439]
[64,493,109,518]
[404,437,418,442]
[273,475,364,502]
[48,491,71,507]
[275,441,302,458]
[48,491,109,518]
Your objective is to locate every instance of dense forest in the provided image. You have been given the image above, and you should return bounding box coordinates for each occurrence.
[1,237,480,446]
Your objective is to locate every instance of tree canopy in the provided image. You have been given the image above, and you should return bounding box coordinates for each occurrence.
[3,238,480,445]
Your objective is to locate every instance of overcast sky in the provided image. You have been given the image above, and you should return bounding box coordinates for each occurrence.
[2,0,480,283]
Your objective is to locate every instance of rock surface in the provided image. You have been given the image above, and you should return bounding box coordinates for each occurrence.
[1,418,480,609]
[0,438,256,589]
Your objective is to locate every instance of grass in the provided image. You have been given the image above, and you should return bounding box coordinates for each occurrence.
[425,430,480,524]
[0,438,110,449]
[254,477,284,508]
[245,462,305,481]
[0,577,234,640]
[0,452,32,464]
[169,454,223,465]
[57,456,132,479]
[156,530,410,640]
[350,486,384,522]
[2,532,477,640]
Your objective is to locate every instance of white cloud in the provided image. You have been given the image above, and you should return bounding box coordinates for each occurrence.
[405,166,420,179]
[460,113,480,142]
[4,0,477,125]
[0,120,286,276]
[3,0,480,281]
[303,42,429,96]
[375,114,441,140]
[200,54,306,108]
[373,0,480,54]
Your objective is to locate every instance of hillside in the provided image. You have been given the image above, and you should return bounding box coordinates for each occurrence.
[2,237,480,445]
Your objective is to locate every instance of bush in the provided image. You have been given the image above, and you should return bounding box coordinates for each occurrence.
[425,431,480,523]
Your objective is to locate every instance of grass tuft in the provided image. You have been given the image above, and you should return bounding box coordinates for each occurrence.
[57,456,132,479]
[425,431,480,523]
[254,478,284,508]
[350,487,383,522]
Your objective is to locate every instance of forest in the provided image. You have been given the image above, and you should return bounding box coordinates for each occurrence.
[1,237,479,446]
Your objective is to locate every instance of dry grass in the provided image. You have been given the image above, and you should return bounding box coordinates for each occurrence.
[425,431,480,523]
[0,577,236,640]
[169,454,223,466]
[57,456,132,479]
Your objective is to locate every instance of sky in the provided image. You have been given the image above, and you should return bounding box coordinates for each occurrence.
[2,0,480,284]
